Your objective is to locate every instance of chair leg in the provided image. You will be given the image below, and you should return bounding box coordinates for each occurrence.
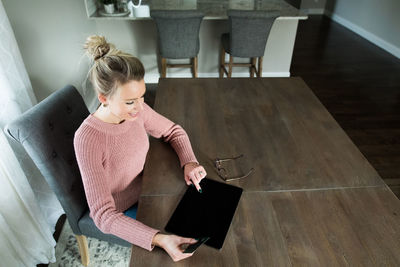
[257,56,263,77]
[191,58,194,77]
[250,58,256,77]
[75,235,90,266]
[193,56,198,78]
[219,47,225,78]
[228,55,233,78]
[161,58,167,78]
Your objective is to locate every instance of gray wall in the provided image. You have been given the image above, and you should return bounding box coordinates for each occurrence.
[3,0,98,103]
[300,0,327,13]
[3,0,229,106]
[3,1,303,107]
[299,0,400,58]
[4,0,399,105]
[325,0,400,55]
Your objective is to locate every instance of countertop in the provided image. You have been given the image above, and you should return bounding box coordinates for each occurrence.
[88,0,307,20]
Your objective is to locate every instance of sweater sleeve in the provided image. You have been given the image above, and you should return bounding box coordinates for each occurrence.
[141,103,198,167]
[73,126,159,251]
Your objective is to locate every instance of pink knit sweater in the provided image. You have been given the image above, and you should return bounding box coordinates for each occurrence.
[74,103,198,251]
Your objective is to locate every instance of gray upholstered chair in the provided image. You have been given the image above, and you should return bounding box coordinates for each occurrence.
[220,10,280,78]
[151,10,204,78]
[4,85,130,266]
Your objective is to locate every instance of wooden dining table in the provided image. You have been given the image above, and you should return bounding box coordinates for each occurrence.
[130,78,400,266]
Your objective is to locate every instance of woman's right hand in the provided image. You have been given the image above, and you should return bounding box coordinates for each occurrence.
[152,233,197,262]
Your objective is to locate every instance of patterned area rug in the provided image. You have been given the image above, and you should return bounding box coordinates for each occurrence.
[49,221,130,267]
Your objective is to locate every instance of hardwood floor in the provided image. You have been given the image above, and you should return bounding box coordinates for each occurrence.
[291,15,400,197]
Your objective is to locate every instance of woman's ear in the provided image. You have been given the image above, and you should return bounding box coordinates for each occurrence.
[98,94,108,106]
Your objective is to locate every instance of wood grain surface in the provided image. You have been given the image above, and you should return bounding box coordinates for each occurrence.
[130,78,400,266]
[141,78,383,196]
[131,187,400,266]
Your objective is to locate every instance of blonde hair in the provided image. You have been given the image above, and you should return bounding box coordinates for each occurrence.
[84,35,144,98]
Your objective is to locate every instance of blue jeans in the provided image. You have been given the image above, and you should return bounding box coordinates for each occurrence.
[123,203,138,219]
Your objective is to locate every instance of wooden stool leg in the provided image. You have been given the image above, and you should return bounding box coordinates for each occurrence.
[161,58,167,78]
[219,47,225,78]
[191,58,194,77]
[75,235,89,266]
[193,56,198,78]
[257,56,263,77]
[250,58,256,77]
[228,55,233,78]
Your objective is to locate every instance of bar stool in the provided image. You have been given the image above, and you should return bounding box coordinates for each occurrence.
[219,10,280,78]
[151,10,204,78]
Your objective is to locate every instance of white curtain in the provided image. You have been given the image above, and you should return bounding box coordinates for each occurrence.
[0,1,64,266]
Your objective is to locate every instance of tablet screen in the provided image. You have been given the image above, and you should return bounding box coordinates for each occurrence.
[165,178,243,249]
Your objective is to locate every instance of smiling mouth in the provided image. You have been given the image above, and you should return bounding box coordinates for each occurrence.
[129,112,139,118]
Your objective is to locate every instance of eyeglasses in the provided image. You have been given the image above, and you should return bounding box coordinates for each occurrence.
[214,154,254,182]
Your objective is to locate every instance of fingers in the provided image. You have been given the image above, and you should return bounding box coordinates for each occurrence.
[174,252,193,262]
[185,176,192,186]
[194,171,202,181]
[198,166,207,179]
[180,237,197,244]
[198,166,207,180]
[162,235,196,262]
[170,248,193,262]
[191,176,201,193]
[189,167,207,192]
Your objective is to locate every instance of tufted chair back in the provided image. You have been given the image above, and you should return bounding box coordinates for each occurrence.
[227,10,279,58]
[151,10,204,59]
[5,85,89,235]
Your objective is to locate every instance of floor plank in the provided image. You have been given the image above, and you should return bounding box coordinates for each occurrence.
[291,15,400,197]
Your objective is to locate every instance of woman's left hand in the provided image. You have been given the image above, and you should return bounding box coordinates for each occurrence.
[184,162,207,192]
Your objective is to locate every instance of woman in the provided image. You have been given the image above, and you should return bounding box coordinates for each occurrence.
[74,35,207,262]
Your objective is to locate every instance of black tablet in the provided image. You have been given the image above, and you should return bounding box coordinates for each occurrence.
[183,237,210,253]
[165,178,243,249]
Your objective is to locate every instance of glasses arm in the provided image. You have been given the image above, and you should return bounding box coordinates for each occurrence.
[217,167,254,182]
[215,154,244,163]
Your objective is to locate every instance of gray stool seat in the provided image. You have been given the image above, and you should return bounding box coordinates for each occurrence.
[151,10,204,77]
[220,10,280,78]
[4,85,130,265]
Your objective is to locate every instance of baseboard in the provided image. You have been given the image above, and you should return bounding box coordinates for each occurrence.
[324,10,400,59]
[144,72,290,83]
[226,72,291,78]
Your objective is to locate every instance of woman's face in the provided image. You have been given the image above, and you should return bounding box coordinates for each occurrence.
[105,79,146,122]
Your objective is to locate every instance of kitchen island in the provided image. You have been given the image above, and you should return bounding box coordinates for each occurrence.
[84,0,307,79]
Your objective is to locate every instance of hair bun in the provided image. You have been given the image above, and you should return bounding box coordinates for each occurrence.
[84,35,110,60]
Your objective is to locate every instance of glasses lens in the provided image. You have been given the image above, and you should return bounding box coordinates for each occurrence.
[214,155,253,181]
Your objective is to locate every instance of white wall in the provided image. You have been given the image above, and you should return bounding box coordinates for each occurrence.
[3,0,97,104]
[3,0,399,105]
[3,0,301,106]
[300,0,327,14]
[3,0,189,104]
[325,0,400,59]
